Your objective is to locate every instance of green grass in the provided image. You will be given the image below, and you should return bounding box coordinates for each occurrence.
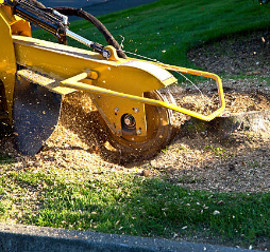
[2,0,270,249]
[33,0,270,69]
[0,165,270,248]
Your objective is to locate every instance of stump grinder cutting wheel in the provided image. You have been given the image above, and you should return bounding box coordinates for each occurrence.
[0,0,225,158]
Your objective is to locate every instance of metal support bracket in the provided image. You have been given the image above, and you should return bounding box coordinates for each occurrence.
[60,65,225,122]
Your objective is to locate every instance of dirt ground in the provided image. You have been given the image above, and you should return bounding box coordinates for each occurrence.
[188,29,270,76]
[0,30,270,194]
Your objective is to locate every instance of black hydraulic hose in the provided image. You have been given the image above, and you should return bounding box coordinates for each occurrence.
[5,0,126,58]
[53,7,127,59]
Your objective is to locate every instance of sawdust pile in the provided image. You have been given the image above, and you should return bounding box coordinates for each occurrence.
[0,78,269,192]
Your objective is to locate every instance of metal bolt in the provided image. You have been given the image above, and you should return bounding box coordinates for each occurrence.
[123,114,136,128]
[124,117,132,126]
[102,49,111,59]
[136,129,142,135]
[114,108,119,113]
[133,108,139,113]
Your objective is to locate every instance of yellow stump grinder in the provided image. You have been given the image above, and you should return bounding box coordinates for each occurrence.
[0,0,225,157]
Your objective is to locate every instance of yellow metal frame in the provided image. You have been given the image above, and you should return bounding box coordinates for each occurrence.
[160,63,225,121]
[60,66,225,122]
[0,0,225,135]
[0,2,31,120]
[0,7,17,120]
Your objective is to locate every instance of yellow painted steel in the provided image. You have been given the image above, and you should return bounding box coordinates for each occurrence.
[0,2,31,121]
[12,36,176,93]
[0,1,225,135]
[11,36,225,136]
[0,7,16,121]
[0,3,31,36]
[12,35,178,136]
[158,63,226,121]
[60,68,225,122]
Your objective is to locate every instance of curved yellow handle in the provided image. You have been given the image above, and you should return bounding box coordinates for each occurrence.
[60,64,225,122]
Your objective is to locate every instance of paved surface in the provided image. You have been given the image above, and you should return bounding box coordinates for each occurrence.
[39,0,158,16]
[0,223,262,252]
[83,0,158,16]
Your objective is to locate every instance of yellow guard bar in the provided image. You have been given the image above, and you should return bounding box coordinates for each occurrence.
[60,64,225,122]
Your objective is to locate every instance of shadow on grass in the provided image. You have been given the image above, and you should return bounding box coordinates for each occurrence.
[17,171,270,249]
[0,124,16,165]
[0,154,15,164]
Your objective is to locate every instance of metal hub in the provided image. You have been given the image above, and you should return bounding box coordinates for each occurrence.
[104,91,176,158]
[123,114,136,128]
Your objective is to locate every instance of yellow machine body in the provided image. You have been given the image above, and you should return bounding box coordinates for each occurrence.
[12,35,179,136]
[0,1,225,156]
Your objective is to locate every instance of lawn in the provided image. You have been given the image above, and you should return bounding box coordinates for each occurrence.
[1,0,270,250]
[34,0,270,68]
[1,161,270,249]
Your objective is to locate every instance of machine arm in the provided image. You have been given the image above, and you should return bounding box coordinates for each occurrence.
[4,0,111,57]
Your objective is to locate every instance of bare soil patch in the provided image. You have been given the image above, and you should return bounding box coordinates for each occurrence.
[188,29,270,76]
[0,77,269,193]
[1,30,270,194]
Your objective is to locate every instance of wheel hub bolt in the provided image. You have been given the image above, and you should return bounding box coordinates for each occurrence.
[124,118,132,126]
[123,114,136,127]
[136,129,142,135]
